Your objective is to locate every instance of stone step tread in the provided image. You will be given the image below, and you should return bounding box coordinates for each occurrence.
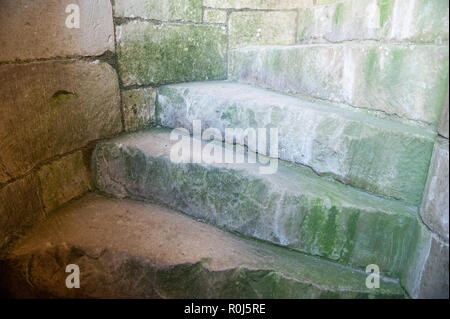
[156,81,435,206]
[93,129,418,277]
[0,194,405,298]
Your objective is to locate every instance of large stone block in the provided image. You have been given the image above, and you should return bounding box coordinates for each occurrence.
[229,11,297,49]
[420,137,449,241]
[117,22,227,86]
[0,194,404,298]
[93,129,418,277]
[156,82,434,206]
[385,0,449,43]
[0,175,44,249]
[37,152,91,213]
[230,44,449,124]
[298,0,449,44]
[0,0,115,62]
[204,0,312,9]
[122,88,157,132]
[114,0,202,22]
[0,60,122,184]
[298,0,386,43]
[401,221,449,299]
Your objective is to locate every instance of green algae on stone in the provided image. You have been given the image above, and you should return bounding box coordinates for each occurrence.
[49,90,78,106]
[93,128,419,277]
[117,22,227,86]
[379,0,390,28]
[356,45,449,125]
[333,3,344,26]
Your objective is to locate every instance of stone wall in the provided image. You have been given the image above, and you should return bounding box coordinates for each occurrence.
[0,0,122,250]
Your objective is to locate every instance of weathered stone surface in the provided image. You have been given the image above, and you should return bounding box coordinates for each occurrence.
[204,0,312,9]
[385,0,449,43]
[298,0,386,43]
[229,11,297,49]
[122,88,157,132]
[203,9,228,24]
[0,175,44,249]
[37,152,91,213]
[0,60,122,184]
[0,194,405,298]
[438,90,449,138]
[0,0,115,62]
[230,44,449,124]
[298,0,449,44]
[420,137,449,241]
[117,22,227,86]
[114,0,202,22]
[156,82,434,205]
[401,221,449,299]
[93,129,418,277]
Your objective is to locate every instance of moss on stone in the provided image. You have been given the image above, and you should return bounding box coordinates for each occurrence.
[117,22,227,86]
[333,3,344,26]
[379,0,390,28]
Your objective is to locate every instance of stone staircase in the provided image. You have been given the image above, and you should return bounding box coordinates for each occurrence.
[0,0,447,300]
[1,77,437,298]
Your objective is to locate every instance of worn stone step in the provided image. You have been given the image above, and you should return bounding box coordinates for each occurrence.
[92,128,418,277]
[229,44,449,125]
[0,194,404,299]
[156,81,435,206]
